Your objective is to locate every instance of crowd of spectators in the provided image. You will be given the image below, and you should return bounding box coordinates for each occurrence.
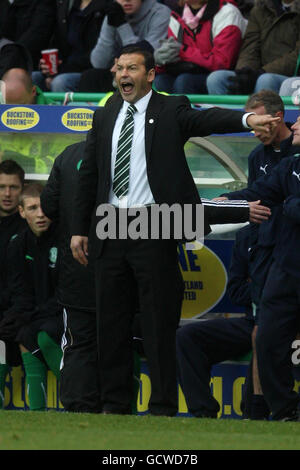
[0,0,300,97]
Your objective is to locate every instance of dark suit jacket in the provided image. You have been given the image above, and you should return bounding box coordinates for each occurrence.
[71,91,246,255]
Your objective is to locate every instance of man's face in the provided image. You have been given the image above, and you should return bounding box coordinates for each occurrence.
[0,173,23,216]
[117,0,142,15]
[116,53,154,103]
[19,197,51,236]
[291,116,300,146]
[246,105,281,146]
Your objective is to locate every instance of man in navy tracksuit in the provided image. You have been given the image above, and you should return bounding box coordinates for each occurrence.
[222,91,300,313]
[220,123,300,420]
[176,224,254,418]
[220,90,300,419]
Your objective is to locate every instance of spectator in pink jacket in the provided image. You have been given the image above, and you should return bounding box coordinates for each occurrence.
[154,0,247,93]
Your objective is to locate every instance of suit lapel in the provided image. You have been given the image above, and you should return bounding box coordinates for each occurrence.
[145,91,164,163]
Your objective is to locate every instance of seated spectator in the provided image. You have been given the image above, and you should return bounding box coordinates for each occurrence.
[78,0,170,92]
[0,0,55,70]
[32,0,107,93]
[0,160,26,409]
[2,68,54,105]
[0,183,63,411]
[207,0,300,95]
[154,0,247,94]
[176,225,254,418]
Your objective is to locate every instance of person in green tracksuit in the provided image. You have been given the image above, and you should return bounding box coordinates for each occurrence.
[0,183,63,411]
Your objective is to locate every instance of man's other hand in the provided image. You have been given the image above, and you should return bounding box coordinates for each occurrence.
[70,235,89,266]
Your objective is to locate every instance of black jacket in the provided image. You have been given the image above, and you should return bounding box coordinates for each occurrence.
[0,0,56,68]
[0,212,26,315]
[52,0,107,73]
[5,223,62,321]
[41,141,96,311]
[71,92,246,255]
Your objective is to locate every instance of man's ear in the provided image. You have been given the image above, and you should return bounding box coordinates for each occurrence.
[18,204,26,219]
[147,68,155,84]
[275,110,284,122]
[31,85,37,103]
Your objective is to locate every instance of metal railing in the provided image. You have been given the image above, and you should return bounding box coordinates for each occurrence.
[44,93,298,107]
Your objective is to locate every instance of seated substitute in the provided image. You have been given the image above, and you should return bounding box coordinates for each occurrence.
[176,224,254,418]
[0,159,27,409]
[0,183,63,411]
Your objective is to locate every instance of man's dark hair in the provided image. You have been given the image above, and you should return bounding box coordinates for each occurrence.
[120,44,155,72]
[245,89,285,115]
[0,159,25,186]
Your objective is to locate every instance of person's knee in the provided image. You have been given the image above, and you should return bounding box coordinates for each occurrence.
[176,325,196,351]
[255,73,287,93]
[51,73,79,92]
[31,71,46,90]
[206,70,233,94]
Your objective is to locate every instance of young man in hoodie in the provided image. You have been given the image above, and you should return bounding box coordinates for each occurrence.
[78,0,171,92]
[0,183,63,411]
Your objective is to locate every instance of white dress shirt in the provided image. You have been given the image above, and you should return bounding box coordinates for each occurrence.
[109,90,155,208]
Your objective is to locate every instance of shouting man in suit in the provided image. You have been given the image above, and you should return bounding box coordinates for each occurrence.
[70,45,278,417]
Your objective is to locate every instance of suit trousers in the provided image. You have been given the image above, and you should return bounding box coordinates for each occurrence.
[95,236,184,416]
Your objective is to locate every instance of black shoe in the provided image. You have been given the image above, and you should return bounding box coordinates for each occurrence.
[193,410,218,419]
[102,406,132,415]
[280,409,299,422]
[250,395,270,420]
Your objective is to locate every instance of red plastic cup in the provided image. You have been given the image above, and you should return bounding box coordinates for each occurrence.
[41,49,59,75]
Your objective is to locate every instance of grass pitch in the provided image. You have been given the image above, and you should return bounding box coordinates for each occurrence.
[0,411,300,451]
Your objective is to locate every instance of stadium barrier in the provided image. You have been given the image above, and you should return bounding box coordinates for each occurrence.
[42,93,297,107]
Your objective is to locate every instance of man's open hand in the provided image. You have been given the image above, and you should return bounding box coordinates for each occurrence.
[249,200,271,223]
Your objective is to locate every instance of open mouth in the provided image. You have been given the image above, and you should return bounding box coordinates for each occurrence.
[121,82,134,94]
